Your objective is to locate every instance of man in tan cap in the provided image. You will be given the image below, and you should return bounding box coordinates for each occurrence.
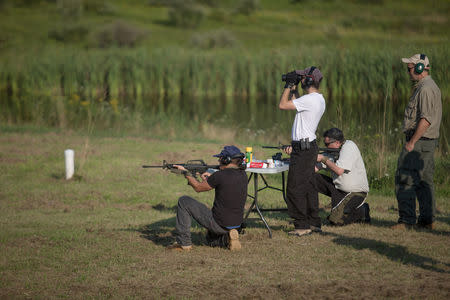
[392,54,442,230]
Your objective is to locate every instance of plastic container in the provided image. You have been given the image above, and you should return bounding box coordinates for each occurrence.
[245,147,253,163]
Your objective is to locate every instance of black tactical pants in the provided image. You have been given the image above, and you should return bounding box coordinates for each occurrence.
[286,140,321,229]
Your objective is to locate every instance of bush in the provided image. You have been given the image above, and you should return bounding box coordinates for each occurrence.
[196,0,218,7]
[8,0,54,7]
[48,23,89,43]
[168,1,205,28]
[235,0,260,16]
[57,0,83,19]
[84,0,116,15]
[147,0,177,6]
[190,29,237,49]
[92,20,147,48]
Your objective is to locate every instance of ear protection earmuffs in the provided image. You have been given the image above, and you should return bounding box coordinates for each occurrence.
[414,54,426,74]
[304,66,316,87]
[219,153,245,165]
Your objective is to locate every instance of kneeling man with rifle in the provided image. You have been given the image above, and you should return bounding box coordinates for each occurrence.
[168,145,248,251]
[315,128,371,225]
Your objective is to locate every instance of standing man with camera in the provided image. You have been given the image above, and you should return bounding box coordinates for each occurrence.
[279,67,326,236]
[393,54,442,230]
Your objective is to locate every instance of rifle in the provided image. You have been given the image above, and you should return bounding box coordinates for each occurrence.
[142,160,220,179]
[262,143,340,160]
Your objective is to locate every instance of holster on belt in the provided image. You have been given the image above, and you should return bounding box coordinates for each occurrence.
[292,138,310,152]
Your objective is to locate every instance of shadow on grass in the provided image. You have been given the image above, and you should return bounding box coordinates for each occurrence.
[322,232,450,274]
[368,217,450,236]
[124,216,211,247]
[436,214,450,225]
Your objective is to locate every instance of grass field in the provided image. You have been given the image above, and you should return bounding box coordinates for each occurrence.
[1,129,449,299]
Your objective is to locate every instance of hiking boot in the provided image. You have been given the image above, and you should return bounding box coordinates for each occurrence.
[166,243,192,251]
[228,229,241,251]
[416,222,435,230]
[310,226,322,233]
[391,223,414,230]
[288,229,312,236]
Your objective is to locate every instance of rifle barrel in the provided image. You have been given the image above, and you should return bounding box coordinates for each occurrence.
[142,165,166,168]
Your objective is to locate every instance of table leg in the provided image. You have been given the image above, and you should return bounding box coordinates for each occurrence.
[253,173,273,238]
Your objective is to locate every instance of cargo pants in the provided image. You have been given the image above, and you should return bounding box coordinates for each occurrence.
[395,139,437,225]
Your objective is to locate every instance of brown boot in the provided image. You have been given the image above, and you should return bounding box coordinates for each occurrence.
[391,223,414,230]
[228,229,241,251]
[166,243,192,251]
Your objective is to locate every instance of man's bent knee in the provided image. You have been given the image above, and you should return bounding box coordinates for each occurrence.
[178,195,195,208]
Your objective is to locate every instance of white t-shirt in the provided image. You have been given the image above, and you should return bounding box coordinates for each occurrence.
[292,92,326,141]
[332,140,369,193]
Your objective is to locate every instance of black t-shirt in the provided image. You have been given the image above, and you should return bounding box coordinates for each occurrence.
[207,168,248,227]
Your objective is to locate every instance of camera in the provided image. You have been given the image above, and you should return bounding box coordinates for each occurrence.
[281,71,301,85]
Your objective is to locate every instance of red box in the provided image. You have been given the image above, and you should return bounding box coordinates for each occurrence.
[249,162,265,168]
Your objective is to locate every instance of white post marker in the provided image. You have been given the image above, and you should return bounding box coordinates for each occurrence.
[65,149,75,180]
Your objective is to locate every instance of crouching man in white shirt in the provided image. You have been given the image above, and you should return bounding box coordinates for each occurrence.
[315,128,371,225]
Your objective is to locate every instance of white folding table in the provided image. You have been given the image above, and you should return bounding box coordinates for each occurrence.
[243,164,289,238]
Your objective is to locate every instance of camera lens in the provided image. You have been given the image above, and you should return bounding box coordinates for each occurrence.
[281,74,287,81]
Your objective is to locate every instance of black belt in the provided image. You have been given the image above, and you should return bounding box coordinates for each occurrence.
[405,134,436,142]
[291,139,316,151]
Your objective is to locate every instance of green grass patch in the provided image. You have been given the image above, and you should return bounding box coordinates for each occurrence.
[0,129,449,298]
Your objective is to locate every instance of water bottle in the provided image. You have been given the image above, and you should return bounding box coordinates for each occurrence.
[245,147,253,163]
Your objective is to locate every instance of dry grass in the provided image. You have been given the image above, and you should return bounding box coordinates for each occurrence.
[0,130,449,299]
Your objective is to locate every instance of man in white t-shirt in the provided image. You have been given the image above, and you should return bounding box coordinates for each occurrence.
[279,66,326,236]
[315,128,371,225]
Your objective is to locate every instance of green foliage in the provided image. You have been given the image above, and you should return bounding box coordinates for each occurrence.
[92,20,147,48]
[197,0,219,7]
[48,23,89,43]
[57,0,83,20]
[6,0,55,7]
[167,1,206,28]
[235,0,260,15]
[190,29,237,49]
[84,0,116,15]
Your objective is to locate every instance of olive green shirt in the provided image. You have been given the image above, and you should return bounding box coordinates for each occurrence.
[403,76,442,139]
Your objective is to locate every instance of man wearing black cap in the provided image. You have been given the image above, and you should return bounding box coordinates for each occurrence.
[392,54,442,230]
[167,145,248,251]
[279,66,326,236]
[314,128,371,226]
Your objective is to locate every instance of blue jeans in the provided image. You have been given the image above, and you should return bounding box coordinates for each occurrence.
[175,195,228,246]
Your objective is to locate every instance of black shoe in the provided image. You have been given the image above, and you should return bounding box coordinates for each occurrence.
[206,230,228,248]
